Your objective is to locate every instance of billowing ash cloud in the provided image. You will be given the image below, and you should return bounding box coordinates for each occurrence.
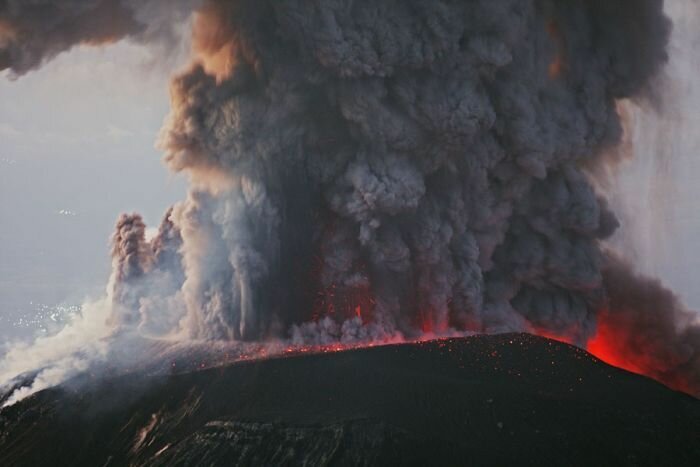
[150,0,673,342]
[108,209,186,334]
[0,0,197,76]
[593,253,700,394]
[3,0,700,396]
[110,213,151,314]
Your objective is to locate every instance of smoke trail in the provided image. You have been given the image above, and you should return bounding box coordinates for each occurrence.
[2,0,700,400]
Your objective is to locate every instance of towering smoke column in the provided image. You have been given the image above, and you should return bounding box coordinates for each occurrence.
[151,0,700,393]
[108,210,185,335]
[153,0,670,341]
[2,0,698,395]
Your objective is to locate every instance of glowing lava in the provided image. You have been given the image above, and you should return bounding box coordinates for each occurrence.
[586,311,647,376]
[528,310,697,396]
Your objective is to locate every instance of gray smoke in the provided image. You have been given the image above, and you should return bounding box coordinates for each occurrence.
[150,2,695,396]
[4,0,700,396]
[0,0,196,76]
[110,213,150,312]
[109,210,185,334]
[149,0,671,343]
[598,252,700,394]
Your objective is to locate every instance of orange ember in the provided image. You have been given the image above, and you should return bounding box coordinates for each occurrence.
[546,20,566,79]
[548,56,564,80]
[313,282,375,324]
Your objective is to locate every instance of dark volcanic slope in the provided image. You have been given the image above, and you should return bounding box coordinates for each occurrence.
[1,334,699,466]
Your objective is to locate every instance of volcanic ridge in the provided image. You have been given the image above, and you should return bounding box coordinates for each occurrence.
[0,333,698,466]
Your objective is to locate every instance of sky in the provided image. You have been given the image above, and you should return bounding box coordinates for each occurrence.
[0,42,187,340]
[1,2,699,342]
[610,1,700,310]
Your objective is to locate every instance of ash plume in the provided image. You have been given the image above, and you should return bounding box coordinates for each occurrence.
[594,253,700,394]
[3,0,700,400]
[154,0,672,343]
[108,210,185,334]
[0,0,197,76]
[109,213,151,315]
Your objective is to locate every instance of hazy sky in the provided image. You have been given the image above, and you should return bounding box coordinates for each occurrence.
[0,42,186,339]
[1,3,700,342]
[611,2,700,311]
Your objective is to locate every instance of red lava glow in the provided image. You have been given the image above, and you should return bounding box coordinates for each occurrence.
[420,310,434,334]
[585,309,695,395]
[240,305,695,396]
[529,311,695,395]
[530,322,652,376]
[528,324,579,347]
[282,341,370,357]
[313,282,375,323]
[533,322,649,377]
[586,313,646,376]
[417,306,451,335]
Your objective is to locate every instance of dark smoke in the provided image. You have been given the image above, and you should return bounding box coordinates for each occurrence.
[594,253,700,394]
[3,0,700,395]
[0,0,196,76]
[110,213,150,317]
[153,0,673,343]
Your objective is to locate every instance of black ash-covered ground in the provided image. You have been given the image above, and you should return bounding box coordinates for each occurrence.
[0,333,698,466]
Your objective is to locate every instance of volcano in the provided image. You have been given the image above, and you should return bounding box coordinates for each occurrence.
[1,333,698,466]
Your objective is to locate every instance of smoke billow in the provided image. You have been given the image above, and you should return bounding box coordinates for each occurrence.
[2,0,700,398]
[0,0,196,76]
[153,0,669,342]
[591,253,700,395]
[108,210,186,334]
